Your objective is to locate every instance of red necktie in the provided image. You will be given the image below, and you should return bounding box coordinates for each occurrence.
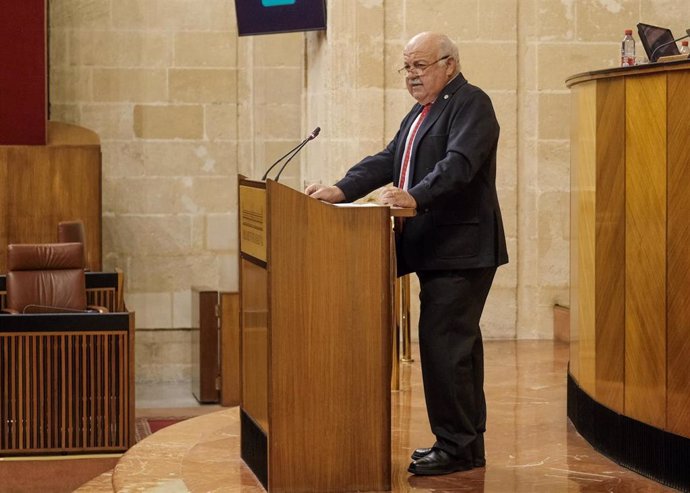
[398,104,430,190]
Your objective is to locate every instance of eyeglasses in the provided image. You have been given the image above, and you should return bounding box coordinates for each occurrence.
[398,55,450,75]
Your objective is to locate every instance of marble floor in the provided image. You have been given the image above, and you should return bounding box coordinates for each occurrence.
[136,381,202,409]
[135,381,222,419]
[79,341,676,492]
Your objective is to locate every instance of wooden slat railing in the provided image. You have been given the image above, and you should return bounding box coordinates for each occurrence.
[0,271,133,455]
[0,329,131,453]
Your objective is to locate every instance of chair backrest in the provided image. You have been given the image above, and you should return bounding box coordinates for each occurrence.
[58,219,87,268]
[6,243,87,313]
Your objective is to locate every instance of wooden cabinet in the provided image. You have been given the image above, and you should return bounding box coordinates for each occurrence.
[191,288,240,406]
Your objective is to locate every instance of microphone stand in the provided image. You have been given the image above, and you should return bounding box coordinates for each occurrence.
[271,127,321,182]
[274,140,310,182]
[261,137,310,181]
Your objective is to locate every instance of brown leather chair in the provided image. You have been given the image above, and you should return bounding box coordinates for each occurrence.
[58,219,88,268]
[3,242,107,314]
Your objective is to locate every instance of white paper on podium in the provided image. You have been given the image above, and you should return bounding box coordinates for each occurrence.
[332,202,383,207]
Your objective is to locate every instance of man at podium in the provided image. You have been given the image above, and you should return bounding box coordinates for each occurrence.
[306,32,508,476]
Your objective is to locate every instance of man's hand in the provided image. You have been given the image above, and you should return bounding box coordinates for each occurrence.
[305,184,346,204]
[380,187,417,209]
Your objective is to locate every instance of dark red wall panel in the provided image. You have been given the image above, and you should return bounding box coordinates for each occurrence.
[0,0,46,145]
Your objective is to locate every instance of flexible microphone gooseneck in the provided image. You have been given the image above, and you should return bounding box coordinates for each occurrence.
[260,126,320,181]
[274,127,321,183]
[650,28,690,62]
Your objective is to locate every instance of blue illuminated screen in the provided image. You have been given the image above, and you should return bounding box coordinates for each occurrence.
[235,0,327,36]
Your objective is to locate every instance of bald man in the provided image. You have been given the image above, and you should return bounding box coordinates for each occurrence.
[307,32,508,476]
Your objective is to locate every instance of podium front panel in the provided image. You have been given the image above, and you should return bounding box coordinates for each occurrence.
[240,258,268,432]
[239,179,392,492]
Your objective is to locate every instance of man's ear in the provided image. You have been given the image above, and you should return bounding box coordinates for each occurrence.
[446,57,457,76]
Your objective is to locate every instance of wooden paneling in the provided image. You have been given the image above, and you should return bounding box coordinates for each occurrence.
[127,314,135,448]
[570,81,597,393]
[191,289,220,403]
[0,149,8,269]
[666,71,690,438]
[0,122,102,272]
[220,292,240,407]
[239,185,267,263]
[240,258,268,432]
[0,328,132,454]
[87,286,118,312]
[569,86,581,382]
[624,74,666,429]
[594,78,626,413]
[570,63,690,441]
[267,181,391,492]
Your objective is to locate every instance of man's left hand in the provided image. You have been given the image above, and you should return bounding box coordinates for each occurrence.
[380,187,417,209]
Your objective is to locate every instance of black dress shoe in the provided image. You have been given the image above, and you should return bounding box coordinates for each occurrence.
[407,449,473,476]
[412,446,485,467]
[411,447,433,461]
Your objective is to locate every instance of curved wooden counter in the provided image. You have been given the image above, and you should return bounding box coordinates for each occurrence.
[0,121,102,271]
[568,60,690,490]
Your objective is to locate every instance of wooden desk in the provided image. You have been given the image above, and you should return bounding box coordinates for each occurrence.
[568,60,690,490]
[0,271,134,456]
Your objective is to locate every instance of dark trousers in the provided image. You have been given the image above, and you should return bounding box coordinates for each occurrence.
[416,267,497,459]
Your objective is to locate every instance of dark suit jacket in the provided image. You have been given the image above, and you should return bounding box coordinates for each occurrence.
[335,74,509,276]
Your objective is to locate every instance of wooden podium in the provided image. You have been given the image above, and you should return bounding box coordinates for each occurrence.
[238,178,392,492]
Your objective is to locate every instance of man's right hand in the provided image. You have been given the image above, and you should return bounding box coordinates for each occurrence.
[304,184,345,204]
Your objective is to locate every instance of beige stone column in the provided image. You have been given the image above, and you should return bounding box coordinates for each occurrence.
[237,33,305,188]
[303,0,386,187]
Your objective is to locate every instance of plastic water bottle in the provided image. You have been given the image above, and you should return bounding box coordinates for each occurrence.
[621,29,636,67]
[680,40,690,56]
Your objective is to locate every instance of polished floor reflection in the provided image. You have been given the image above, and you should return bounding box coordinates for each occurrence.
[81,341,675,492]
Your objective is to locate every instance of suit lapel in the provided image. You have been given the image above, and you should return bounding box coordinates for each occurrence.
[406,74,468,184]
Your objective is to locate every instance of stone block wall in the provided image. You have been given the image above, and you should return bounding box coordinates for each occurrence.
[47,0,689,381]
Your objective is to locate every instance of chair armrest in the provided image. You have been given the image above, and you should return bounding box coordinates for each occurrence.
[23,304,86,314]
[87,305,109,313]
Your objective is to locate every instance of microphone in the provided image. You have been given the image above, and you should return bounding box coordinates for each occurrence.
[274,127,321,182]
[650,29,690,62]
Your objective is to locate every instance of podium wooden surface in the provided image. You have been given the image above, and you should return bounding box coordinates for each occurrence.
[567,60,690,489]
[238,179,392,492]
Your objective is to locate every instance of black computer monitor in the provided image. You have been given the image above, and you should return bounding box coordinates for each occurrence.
[637,23,680,62]
[235,0,327,36]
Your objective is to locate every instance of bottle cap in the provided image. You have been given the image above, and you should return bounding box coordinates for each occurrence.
[625,29,633,35]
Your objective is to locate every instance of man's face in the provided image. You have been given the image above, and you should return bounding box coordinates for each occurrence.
[402,37,455,105]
